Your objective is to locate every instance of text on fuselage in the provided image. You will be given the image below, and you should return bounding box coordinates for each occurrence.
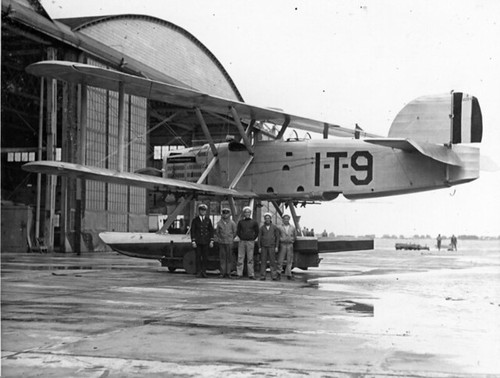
[314,151,373,186]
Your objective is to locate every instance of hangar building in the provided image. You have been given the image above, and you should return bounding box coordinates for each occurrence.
[1,0,246,252]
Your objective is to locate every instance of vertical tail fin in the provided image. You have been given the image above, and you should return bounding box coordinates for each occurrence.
[389,92,482,144]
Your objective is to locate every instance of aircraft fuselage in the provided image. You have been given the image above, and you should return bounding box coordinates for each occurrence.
[165,138,479,201]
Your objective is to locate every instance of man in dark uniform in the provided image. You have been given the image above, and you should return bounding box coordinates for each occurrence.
[190,204,214,278]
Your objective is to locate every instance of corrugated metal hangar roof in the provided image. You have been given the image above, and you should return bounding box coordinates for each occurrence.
[57,14,243,101]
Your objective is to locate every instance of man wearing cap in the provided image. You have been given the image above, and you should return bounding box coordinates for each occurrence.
[277,214,297,280]
[190,203,214,278]
[258,213,280,280]
[215,208,237,278]
[236,206,259,279]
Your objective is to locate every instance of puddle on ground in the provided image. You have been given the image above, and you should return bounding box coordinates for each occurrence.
[18,266,95,271]
[341,300,374,316]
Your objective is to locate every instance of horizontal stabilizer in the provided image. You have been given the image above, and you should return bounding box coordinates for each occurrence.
[365,138,463,166]
[22,161,257,198]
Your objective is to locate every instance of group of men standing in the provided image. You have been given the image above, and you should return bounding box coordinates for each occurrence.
[190,204,297,280]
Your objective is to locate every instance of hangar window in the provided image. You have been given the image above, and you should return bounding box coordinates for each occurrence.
[154,145,183,160]
[297,186,304,192]
[6,150,54,162]
[282,165,290,171]
[286,152,293,157]
[266,187,274,193]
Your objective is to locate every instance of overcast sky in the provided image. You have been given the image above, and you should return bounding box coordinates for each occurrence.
[41,0,500,237]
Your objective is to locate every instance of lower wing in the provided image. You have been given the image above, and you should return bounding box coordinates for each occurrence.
[22,161,257,199]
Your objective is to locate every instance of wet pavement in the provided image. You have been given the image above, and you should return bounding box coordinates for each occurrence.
[2,241,500,377]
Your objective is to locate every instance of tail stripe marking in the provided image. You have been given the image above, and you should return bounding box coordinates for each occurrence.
[452,92,463,143]
[470,97,483,143]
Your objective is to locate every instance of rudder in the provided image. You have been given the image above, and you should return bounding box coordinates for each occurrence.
[389,92,482,144]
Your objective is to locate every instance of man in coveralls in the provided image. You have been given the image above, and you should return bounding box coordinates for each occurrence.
[258,213,280,280]
[190,204,214,278]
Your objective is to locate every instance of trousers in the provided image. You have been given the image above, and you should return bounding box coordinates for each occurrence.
[237,240,255,277]
[278,243,294,277]
[218,243,233,276]
[260,246,278,279]
[195,244,209,274]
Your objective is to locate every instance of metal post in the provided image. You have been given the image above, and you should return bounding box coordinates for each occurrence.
[35,78,44,239]
[44,68,57,252]
[117,81,125,172]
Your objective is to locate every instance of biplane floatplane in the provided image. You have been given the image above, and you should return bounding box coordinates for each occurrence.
[23,61,482,273]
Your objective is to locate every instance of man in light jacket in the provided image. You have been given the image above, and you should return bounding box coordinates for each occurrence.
[277,214,297,280]
[215,208,237,278]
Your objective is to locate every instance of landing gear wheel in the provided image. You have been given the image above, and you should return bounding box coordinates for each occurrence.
[183,250,196,274]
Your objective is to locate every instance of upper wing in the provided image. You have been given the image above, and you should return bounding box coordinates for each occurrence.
[22,161,257,199]
[26,60,381,139]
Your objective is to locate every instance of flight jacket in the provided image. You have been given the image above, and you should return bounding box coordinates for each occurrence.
[215,218,237,244]
[236,218,259,241]
[258,223,280,248]
[278,224,297,244]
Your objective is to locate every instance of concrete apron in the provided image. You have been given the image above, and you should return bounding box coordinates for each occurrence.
[1,249,499,377]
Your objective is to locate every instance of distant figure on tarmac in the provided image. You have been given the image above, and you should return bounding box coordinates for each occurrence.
[190,204,214,278]
[215,208,237,279]
[258,213,280,281]
[451,234,458,251]
[278,214,297,280]
[322,229,328,237]
[236,206,259,279]
[436,234,442,251]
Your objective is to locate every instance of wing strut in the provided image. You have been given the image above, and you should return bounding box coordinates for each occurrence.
[198,156,218,184]
[271,201,283,218]
[230,107,254,155]
[276,116,291,140]
[229,155,254,189]
[195,107,218,157]
[157,194,194,234]
[287,201,303,236]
